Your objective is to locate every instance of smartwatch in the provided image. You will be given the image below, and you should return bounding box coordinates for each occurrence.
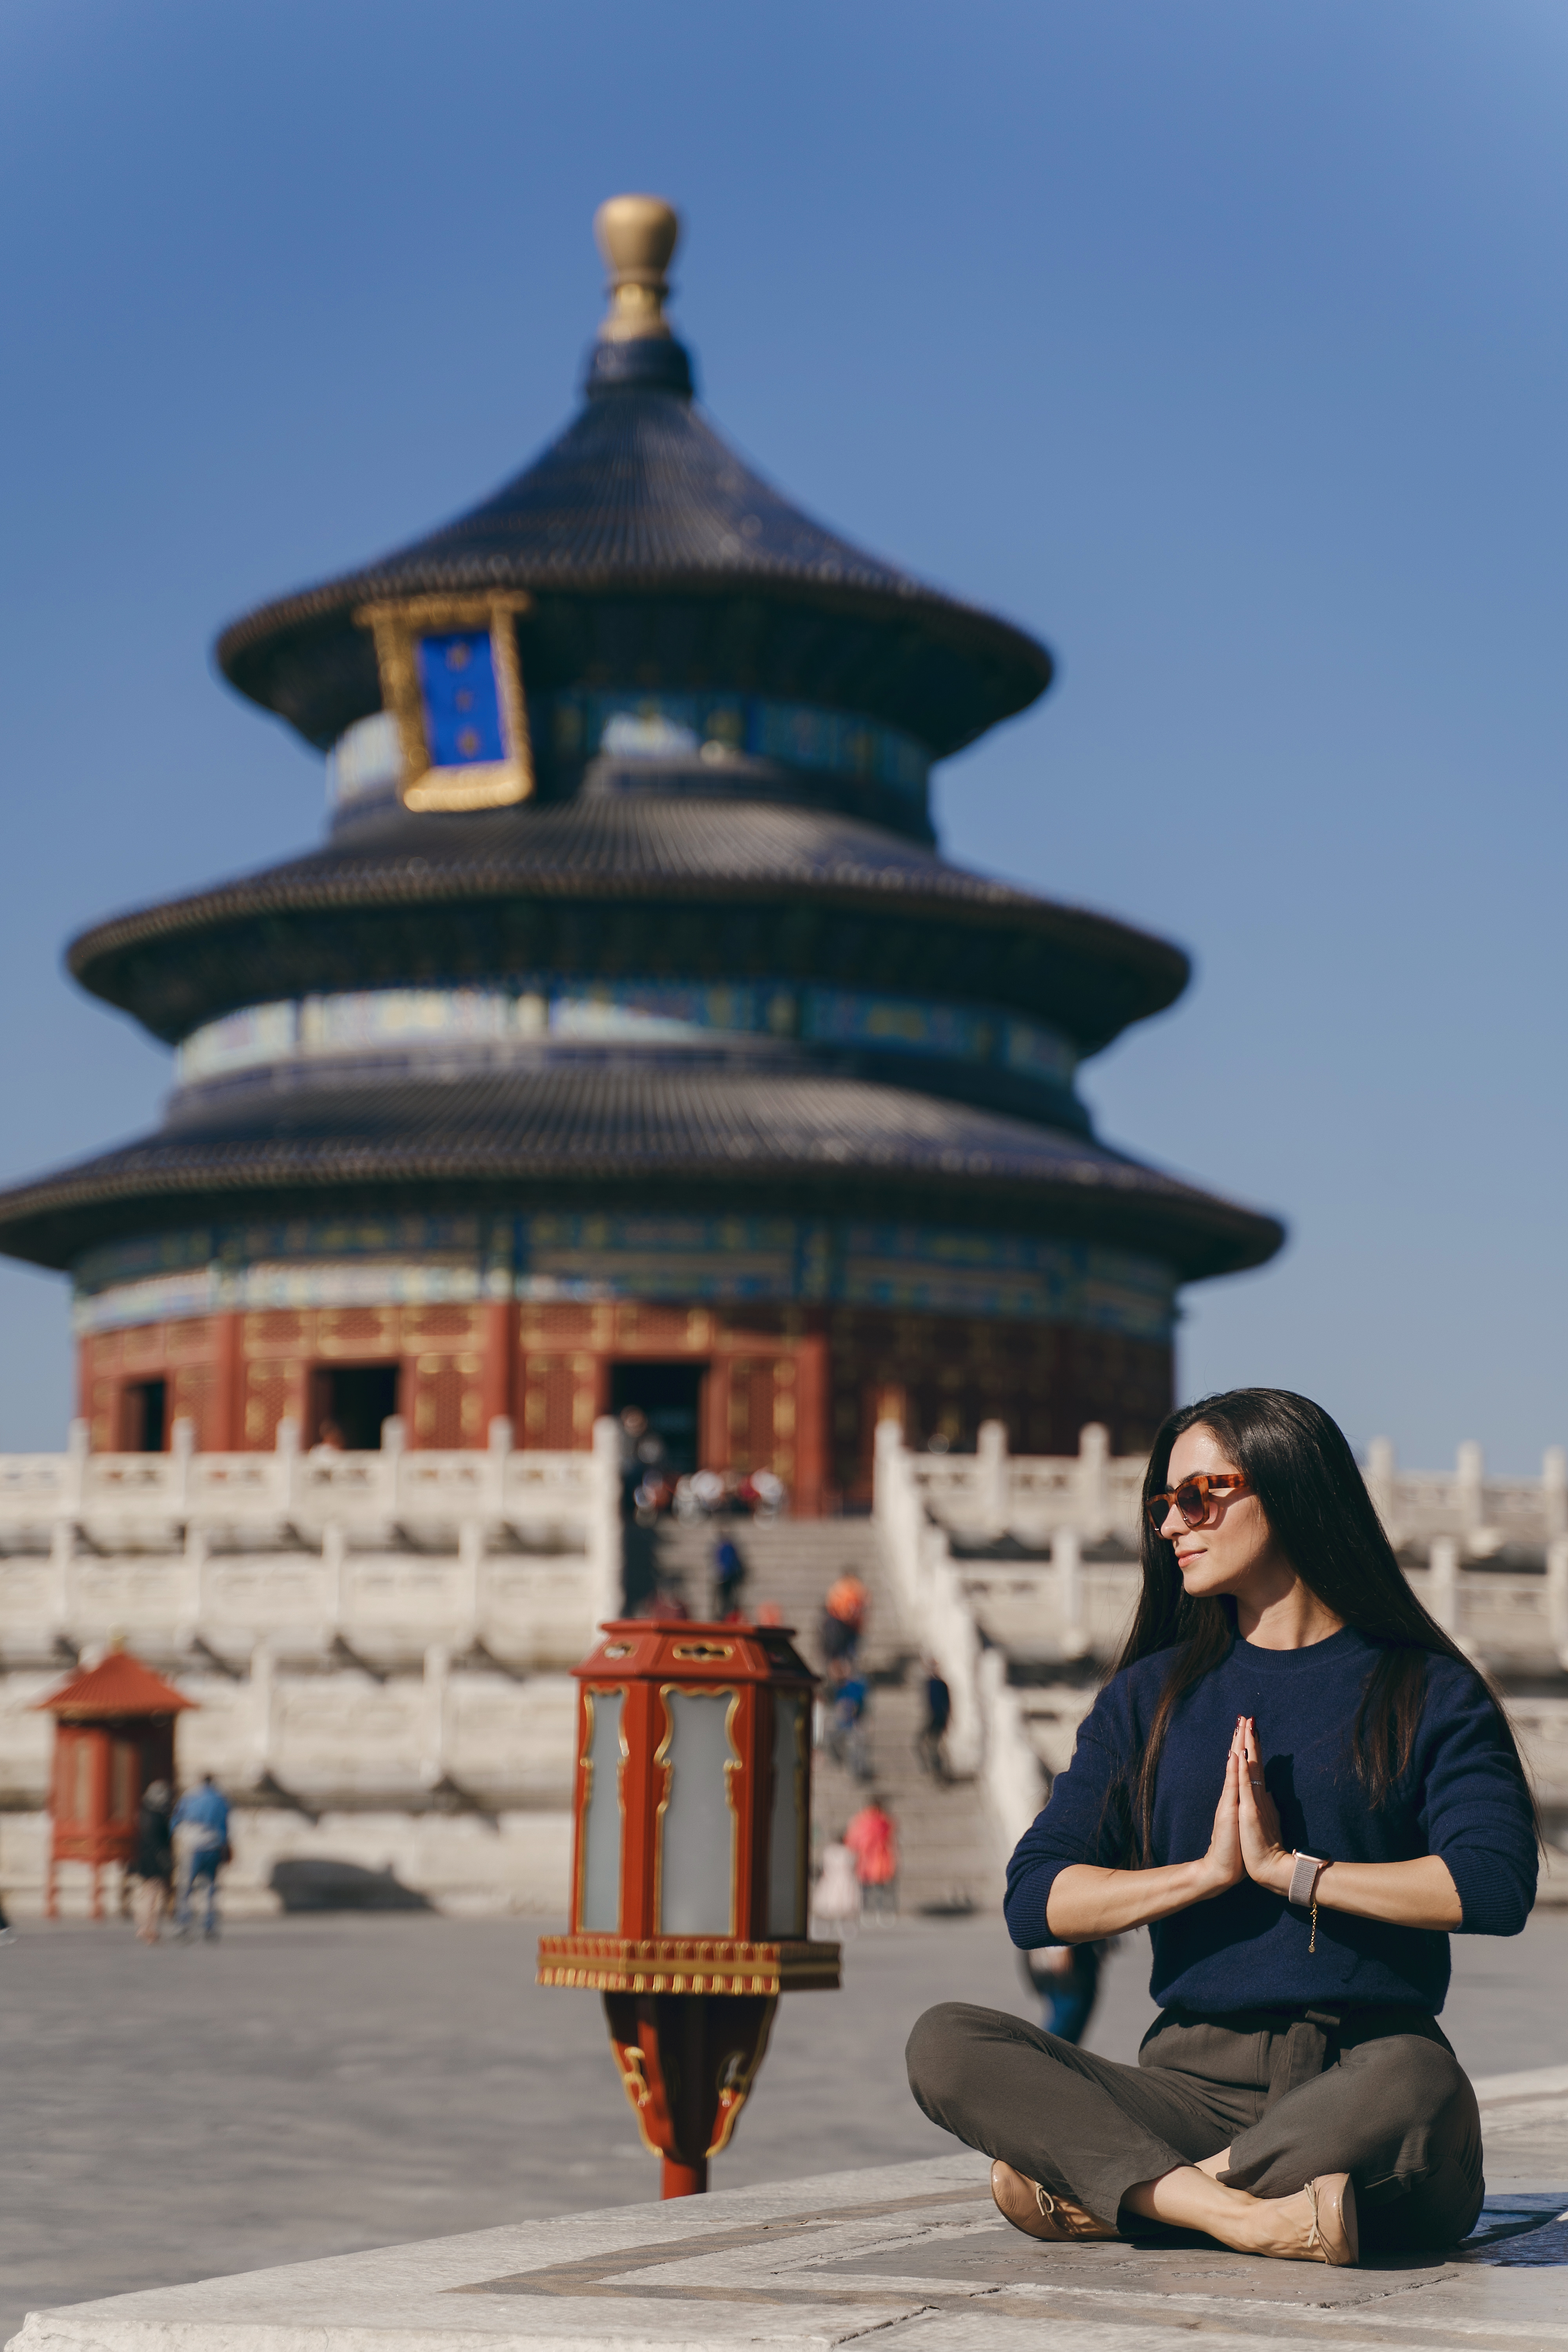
[1288,1851,1328,1909]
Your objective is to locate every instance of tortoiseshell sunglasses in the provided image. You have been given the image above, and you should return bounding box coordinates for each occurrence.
[1145,1471,1250,1532]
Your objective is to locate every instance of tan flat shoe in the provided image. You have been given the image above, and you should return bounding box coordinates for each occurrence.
[1305,2172,1359,2266]
[991,2158,1119,2242]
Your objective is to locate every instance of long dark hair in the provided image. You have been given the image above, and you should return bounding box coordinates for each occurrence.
[1114,1387,1535,1861]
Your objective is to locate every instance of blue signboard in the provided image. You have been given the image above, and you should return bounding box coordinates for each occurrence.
[417,632,506,767]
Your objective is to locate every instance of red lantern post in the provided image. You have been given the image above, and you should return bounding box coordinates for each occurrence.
[538,1617,840,2196]
[37,1647,197,1920]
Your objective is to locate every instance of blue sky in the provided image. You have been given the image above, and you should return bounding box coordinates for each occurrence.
[1,1,1564,1469]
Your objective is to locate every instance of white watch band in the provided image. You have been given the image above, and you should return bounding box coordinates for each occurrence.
[1289,1851,1327,1909]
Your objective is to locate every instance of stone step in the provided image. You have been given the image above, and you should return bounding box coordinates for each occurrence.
[650,1521,906,1669]
[650,1516,1000,1915]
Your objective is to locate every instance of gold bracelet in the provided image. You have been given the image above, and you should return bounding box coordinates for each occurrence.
[1288,1850,1329,1952]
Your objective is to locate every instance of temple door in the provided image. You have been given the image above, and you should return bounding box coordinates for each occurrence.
[521,1352,600,1450]
[243,1357,306,1448]
[407,1352,483,1447]
[724,1356,797,1492]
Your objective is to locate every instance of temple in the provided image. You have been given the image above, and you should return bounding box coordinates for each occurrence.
[0,196,1281,1508]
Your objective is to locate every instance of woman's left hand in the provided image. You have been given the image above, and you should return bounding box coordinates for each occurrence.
[1232,1716,1464,1928]
[1236,1717,1294,1894]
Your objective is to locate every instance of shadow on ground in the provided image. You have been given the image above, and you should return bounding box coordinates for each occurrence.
[269,1860,434,1913]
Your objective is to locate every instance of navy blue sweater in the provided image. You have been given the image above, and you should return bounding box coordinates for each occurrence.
[1005,1627,1537,2015]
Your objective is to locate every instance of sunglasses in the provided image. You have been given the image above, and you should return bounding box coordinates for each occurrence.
[1145,1471,1250,1532]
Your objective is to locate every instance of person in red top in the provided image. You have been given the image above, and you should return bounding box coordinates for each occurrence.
[844,1793,898,1921]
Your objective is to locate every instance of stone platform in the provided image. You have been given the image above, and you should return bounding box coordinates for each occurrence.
[13,2070,1568,2352]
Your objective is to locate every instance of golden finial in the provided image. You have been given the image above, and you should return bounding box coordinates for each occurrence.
[594,195,680,343]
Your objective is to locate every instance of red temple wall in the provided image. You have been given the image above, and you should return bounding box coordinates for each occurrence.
[78,1299,1172,1512]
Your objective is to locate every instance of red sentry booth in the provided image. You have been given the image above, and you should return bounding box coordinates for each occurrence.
[538,1617,840,2195]
[38,1647,196,1919]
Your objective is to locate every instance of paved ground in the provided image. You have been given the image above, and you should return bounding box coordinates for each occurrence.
[3,1910,1567,2347]
[25,2148,1568,2352]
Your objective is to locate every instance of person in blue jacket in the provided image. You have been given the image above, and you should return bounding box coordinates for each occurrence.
[906,1388,1537,2270]
[172,1773,231,1942]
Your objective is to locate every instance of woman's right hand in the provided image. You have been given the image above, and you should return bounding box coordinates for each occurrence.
[1196,1742,1244,1898]
[1042,1724,1247,1941]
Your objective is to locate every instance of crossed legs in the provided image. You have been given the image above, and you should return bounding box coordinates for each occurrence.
[906,2002,1482,2258]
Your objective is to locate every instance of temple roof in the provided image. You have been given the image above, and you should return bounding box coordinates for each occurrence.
[214,212,1051,758]
[0,1062,1283,1281]
[67,797,1189,1052]
[2,198,1287,1303]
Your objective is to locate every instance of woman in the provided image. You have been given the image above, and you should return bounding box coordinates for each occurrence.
[906,1389,1537,2267]
[130,1778,174,1944]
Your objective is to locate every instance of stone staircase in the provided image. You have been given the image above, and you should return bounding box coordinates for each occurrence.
[648,1516,1002,1916]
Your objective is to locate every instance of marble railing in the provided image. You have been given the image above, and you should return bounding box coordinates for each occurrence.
[0,1652,580,1813]
[887,1420,1568,1677]
[902,1421,1568,1559]
[0,1416,621,1666]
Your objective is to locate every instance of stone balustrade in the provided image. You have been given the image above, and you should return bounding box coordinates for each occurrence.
[7,1412,1567,1916]
[901,1420,1568,1559]
[889,1419,1568,1675]
[0,1414,621,1667]
[0,1652,579,1810]
[0,1417,625,1914]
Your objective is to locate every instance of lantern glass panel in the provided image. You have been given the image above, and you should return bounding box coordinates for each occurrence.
[658,1688,738,1936]
[580,1688,625,1933]
[766,1691,808,1937]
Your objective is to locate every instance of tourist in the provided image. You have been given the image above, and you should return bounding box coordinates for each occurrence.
[172,1773,232,1942]
[130,1777,174,1944]
[712,1534,746,1620]
[1019,1940,1107,2046]
[845,1793,898,1921]
[617,1408,662,1519]
[906,1388,1538,2267]
[811,1833,862,1941]
[916,1659,951,1780]
[824,1660,871,1782]
[748,1468,786,1521]
[820,1571,869,1663]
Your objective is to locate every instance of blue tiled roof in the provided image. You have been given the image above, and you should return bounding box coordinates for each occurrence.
[215,345,1052,756]
[0,1062,1283,1281]
[66,797,1190,1053]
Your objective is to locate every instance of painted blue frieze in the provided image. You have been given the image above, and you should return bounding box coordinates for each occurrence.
[176,980,1078,1093]
[74,1210,1176,1337]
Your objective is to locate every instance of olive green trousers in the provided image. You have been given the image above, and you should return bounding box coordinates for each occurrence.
[906,1999,1484,2251]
